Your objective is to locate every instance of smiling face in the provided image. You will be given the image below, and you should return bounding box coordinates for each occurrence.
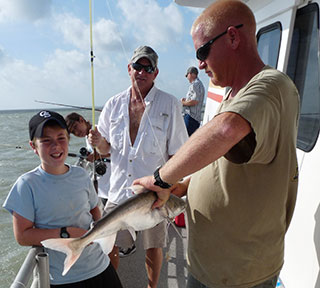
[30,125,69,175]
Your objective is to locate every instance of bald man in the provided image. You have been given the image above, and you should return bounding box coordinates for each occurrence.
[133,1,300,287]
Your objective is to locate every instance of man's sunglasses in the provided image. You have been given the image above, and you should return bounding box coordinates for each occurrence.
[196,24,243,61]
[132,62,155,74]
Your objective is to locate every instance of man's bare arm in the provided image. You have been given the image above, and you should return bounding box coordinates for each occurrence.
[133,112,251,208]
[181,99,199,107]
[159,111,251,184]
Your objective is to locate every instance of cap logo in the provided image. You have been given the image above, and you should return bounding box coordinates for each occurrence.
[39,111,51,118]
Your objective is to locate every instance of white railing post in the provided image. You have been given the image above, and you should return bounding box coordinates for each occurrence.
[11,247,50,288]
[36,252,50,288]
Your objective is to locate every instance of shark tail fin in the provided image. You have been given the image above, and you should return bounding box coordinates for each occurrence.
[41,238,84,276]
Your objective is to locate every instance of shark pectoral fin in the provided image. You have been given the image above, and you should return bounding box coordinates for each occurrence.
[127,227,137,241]
[41,238,83,276]
[93,234,117,255]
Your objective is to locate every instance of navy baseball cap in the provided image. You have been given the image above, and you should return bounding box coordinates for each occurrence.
[29,110,68,140]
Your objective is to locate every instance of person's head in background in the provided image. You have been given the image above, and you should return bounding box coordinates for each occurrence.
[29,110,70,175]
[185,66,199,84]
[65,112,91,138]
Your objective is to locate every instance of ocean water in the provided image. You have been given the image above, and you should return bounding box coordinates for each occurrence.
[0,109,98,287]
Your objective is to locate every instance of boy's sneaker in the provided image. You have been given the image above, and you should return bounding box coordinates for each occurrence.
[119,244,136,258]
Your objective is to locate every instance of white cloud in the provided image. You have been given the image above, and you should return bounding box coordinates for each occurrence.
[186,7,204,14]
[0,0,52,22]
[117,0,184,49]
[94,18,123,51]
[54,13,123,53]
[0,45,128,110]
[53,14,89,51]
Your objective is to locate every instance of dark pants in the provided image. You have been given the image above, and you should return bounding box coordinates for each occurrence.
[51,263,123,288]
[184,114,200,136]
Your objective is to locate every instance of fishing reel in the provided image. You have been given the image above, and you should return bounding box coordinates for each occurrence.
[95,159,107,176]
[79,147,90,158]
[79,147,107,176]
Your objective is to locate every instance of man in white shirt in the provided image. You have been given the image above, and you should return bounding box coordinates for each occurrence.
[89,46,188,288]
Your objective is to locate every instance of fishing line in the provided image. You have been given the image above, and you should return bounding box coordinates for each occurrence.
[164,216,185,262]
[104,0,167,165]
[166,217,184,240]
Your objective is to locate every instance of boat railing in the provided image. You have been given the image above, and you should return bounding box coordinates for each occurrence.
[11,246,50,288]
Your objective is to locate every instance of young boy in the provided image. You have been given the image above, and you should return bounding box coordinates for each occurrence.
[3,110,122,287]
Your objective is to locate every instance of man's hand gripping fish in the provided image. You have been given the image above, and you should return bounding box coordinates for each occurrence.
[41,186,186,276]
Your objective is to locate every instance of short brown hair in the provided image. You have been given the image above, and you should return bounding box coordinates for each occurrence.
[65,112,84,132]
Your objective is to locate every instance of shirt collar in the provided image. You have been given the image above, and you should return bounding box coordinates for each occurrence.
[128,85,157,105]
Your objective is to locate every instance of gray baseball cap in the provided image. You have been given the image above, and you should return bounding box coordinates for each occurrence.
[131,46,158,68]
[185,66,198,77]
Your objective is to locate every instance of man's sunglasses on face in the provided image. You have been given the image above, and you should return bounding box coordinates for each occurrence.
[132,62,155,74]
[196,24,243,61]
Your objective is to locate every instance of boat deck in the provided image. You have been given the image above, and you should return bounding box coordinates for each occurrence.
[117,223,188,288]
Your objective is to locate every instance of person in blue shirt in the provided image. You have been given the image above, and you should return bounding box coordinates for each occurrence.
[3,110,122,287]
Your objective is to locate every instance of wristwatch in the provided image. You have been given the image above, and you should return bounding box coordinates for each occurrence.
[60,227,70,238]
[154,166,172,189]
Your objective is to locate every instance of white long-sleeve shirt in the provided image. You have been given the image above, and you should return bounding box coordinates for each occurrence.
[98,85,188,204]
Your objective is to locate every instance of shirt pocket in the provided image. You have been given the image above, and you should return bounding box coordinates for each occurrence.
[144,116,167,155]
[109,117,124,152]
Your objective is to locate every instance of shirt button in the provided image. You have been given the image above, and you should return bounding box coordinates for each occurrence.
[129,160,132,163]
[128,174,131,177]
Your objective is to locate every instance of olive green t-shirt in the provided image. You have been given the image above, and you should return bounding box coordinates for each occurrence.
[186,66,299,287]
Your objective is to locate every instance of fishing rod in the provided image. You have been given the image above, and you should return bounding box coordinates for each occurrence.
[34,100,102,112]
[89,0,98,192]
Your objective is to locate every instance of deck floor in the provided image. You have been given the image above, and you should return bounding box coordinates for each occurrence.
[117,223,188,288]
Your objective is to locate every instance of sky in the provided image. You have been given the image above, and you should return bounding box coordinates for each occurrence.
[0,0,209,112]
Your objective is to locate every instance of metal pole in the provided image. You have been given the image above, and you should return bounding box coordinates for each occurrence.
[31,266,39,288]
[11,247,43,288]
[36,252,50,288]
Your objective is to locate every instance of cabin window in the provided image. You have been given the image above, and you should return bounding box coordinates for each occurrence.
[287,3,320,152]
[257,22,282,68]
